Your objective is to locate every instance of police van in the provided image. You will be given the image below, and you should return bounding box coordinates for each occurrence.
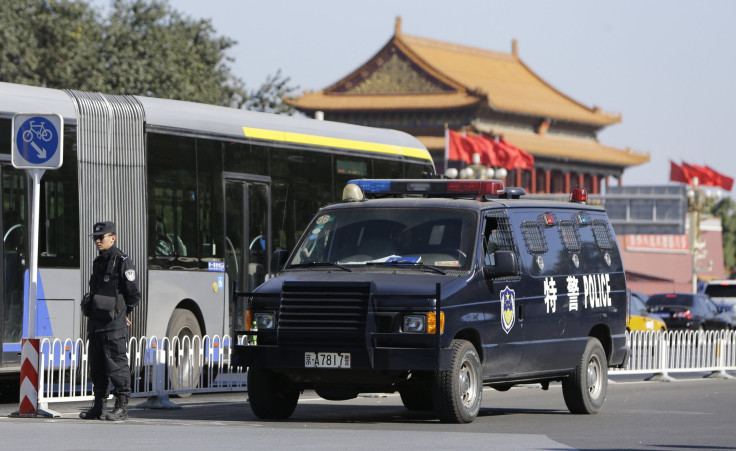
[232,179,629,423]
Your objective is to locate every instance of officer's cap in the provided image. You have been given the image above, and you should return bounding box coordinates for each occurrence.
[90,221,116,237]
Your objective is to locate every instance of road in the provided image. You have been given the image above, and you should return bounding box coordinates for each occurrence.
[0,373,734,450]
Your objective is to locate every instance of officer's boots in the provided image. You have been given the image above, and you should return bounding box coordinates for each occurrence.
[105,394,129,421]
[79,397,107,419]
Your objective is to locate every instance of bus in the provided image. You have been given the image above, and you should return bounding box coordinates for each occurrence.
[0,81,435,380]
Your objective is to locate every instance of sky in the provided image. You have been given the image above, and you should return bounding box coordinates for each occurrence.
[124,0,736,188]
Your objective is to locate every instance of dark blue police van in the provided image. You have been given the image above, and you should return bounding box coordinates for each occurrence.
[232,179,629,423]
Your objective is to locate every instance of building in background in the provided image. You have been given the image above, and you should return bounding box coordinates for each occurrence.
[289,17,649,193]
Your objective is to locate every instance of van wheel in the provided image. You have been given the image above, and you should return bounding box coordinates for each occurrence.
[433,339,482,423]
[247,368,299,419]
[562,337,607,414]
[167,308,202,397]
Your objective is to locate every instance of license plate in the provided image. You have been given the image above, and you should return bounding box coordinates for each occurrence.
[656,312,669,318]
[304,352,351,368]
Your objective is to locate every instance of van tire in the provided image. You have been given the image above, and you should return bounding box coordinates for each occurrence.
[247,368,299,419]
[562,337,607,414]
[433,339,482,423]
[166,308,202,397]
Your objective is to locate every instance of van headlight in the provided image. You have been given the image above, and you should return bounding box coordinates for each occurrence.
[403,315,426,333]
[254,312,276,329]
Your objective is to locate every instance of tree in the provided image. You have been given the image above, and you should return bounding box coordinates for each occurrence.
[711,197,736,276]
[0,0,298,112]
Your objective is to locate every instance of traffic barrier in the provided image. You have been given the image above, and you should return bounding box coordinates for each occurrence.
[34,330,735,410]
[611,329,736,380]
[36,335,248,411]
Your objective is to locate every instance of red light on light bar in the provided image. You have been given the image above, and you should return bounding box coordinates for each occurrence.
[446,180,505,195]
[570,188,587,204]
[665,294,677,298]
[542,213,555,226]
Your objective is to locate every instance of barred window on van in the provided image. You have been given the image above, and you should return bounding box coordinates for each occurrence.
[559,220,582,253]
[592,219,614,250]
[484,212,517,253]
[522,221,547,254]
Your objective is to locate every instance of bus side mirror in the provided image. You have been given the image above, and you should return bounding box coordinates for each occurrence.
[483,251,518,278]
[271,249,290,274]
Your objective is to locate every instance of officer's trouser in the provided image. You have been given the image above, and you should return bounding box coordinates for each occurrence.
[88,328,131,398]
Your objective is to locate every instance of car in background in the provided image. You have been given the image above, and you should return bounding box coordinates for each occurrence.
[647,293,731,331]
[627,291,667,332]
[704,280,736,324]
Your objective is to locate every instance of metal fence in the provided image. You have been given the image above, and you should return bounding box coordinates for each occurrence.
[611,329,736,380]
[36,330,735,411]
[38,335,248,412]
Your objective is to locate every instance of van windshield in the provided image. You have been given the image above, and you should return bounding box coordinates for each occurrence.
[289,208,476,269]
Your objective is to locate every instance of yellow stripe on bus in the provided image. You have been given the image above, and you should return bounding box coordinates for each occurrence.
[242,126,432,161]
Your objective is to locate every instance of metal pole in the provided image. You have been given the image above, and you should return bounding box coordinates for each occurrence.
[28,168,45,339]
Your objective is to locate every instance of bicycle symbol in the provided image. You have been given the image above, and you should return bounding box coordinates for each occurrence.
[22,121,53,143]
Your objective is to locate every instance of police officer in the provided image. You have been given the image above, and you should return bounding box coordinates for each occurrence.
[79,221,140,421]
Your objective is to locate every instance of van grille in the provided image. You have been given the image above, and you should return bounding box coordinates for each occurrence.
[278,281,372,348]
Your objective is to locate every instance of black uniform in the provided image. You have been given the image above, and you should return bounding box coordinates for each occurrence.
[86,244,141,399]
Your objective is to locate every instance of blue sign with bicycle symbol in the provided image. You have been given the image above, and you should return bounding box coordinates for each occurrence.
[12,113,64,169]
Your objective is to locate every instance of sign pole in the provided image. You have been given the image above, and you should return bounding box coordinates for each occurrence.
[27,168,45,339]
[11,113,62,418]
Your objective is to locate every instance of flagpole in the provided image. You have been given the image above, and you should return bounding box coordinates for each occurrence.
[443,124,449,175]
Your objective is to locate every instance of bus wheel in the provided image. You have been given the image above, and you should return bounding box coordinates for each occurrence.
[166,308,202,397]
[562,337,607,414]
[433,339,482,423]
[247,368,299,419]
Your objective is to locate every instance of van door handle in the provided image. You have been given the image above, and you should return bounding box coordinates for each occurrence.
[518,303,524,320]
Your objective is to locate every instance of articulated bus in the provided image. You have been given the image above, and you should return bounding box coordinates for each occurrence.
[0,81,435,379]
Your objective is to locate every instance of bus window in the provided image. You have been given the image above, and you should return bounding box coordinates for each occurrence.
[223,142,268,176]
[270,147,331,252]
[373,158,403,180]
[334,157,370,197]
[39,133,79,267]
[196,139,224,269]
[2,165,27,345]
[148,134,198,269]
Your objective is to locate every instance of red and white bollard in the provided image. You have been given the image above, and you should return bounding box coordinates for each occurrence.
[14,338,40,416]
[12,338,59,418]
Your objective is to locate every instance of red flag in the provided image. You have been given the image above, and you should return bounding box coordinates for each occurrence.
[706,165,734,191]
[447,130,473,164]
[683,162,718,187]
[670,160,690,184]
[497,137,534,170]
[466,135,497,167]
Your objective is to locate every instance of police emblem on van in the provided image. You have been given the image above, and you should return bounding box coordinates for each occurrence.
[500,286,516,334]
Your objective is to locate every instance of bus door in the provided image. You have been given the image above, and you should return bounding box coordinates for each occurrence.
[223,173,271,331]
[0,162,27,369]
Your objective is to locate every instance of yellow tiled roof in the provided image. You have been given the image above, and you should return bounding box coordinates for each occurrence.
[399,35,620,126]
[416,131,649,167]
[291,26,621,126]
[289,92,480,111]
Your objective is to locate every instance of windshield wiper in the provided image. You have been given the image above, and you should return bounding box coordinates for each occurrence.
[289,262,352,272]
[367,260,447,275]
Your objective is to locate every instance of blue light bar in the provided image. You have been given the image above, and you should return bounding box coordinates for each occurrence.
[347,179,392,194]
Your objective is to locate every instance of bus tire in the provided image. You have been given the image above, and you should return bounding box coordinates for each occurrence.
[562,337,607,414]
[433,339,482,423]
[247,368,299,419]
[166,308,202,397]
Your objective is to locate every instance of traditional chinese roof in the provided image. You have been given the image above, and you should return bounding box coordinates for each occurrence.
[290,18,621,126]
